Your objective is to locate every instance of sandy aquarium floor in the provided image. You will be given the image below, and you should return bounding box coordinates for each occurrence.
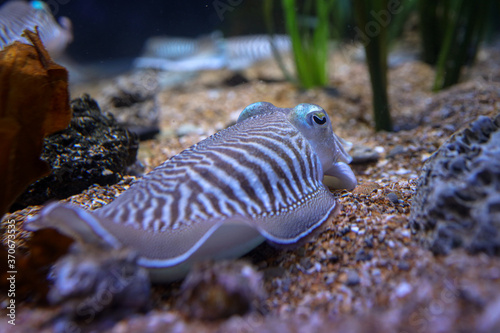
[2,42,500,332]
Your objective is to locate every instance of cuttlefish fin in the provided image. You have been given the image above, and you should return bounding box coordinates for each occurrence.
[24,202,121,249]
[249,186,340,247]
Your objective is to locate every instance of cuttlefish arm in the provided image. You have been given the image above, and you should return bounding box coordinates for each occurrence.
[323,162,357,191]
[323,127,357,191]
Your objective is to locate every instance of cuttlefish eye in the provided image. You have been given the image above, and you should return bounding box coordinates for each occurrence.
[313,115,327,125]
[312,113,327,125]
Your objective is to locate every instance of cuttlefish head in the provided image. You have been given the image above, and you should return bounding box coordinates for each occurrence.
[287,103,357,191]
[240,102,357,191]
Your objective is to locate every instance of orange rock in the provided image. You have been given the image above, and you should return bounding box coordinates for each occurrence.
[0,28,71,217]
[352,181,381,195]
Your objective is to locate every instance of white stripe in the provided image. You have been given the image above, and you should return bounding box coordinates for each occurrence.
[174,182,192,227]
[196,193,219,217]
[189,159,259,215]
[239,134,302,202]
[186,166,246,216]
[214,144,284,211]
[189,200,210,221]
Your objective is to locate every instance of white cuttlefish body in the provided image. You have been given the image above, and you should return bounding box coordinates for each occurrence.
[25,102,357,282]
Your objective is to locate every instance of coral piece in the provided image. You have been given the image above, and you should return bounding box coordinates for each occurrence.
[11,95,139,210]
[410,114,500,255]
[0,28,71,218]
[175,260,265,320]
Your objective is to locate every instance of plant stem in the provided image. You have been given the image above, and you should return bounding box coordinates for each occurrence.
[282,0,331,89]
[353,0,392,132]
[263,0,296,83]
[433,0,492,90]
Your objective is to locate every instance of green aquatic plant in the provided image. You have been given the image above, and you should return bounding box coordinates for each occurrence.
[281,0,333,89]
[263,0,296,83]
[353,0,394,132]
[386,0,417,46]
[266,0,496,131]
[330,0,352,40]
[419,0,494,91]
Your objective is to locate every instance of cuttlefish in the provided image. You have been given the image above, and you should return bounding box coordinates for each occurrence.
[25,102,357,282]
[0,0,73,58]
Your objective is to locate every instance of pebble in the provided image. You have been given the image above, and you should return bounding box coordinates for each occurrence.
[176,124,204,137]
[48,244,150,322]
[344,269,360,286]
[378,230,386,243]
[325,273,336,285]
[395,281,412,297]
[386,192,400,204]
[397,261,410,271]
[328,255,340,263]
[350,144,380,164]
[364,236,374,248]
[395,168,411,175]
[400,229,411,238]
[387,145,405,158]
[355,249,372,262]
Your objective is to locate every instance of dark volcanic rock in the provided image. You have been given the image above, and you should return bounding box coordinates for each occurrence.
[410,114,500,255]
[12,95,139,210]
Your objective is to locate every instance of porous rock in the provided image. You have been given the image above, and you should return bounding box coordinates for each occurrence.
[410,114,500,255]
[48,243,150,330]
[12,95,138,210]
